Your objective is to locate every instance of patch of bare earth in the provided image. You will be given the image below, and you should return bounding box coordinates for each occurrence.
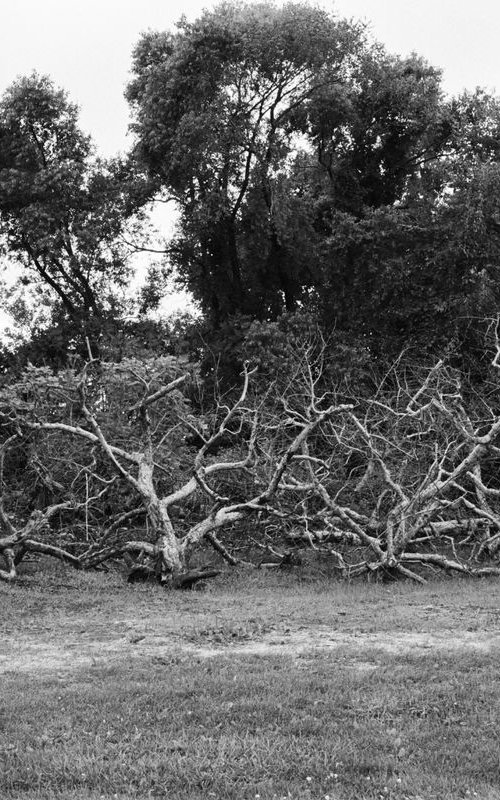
[2,624,500,676]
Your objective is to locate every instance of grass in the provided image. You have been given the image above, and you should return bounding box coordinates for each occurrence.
[1,562,500,799]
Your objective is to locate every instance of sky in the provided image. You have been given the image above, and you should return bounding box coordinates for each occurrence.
[1,0,499,332]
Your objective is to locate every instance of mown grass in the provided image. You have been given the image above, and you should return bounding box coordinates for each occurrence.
[4,559,500,638]
[1,649,500,799]
[2,564,500,799]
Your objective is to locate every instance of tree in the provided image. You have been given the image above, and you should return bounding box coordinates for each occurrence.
[0,73,148,359]
[0,348,352,583]
[312,159,500,365]
[304,48,448,214]
[3,336,500,586]
[126,3,459,329]
[126,1,500,375]
[126,2,370,323]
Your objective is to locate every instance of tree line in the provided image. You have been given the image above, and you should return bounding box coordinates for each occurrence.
[2,3,500,367]
[2,3,500,586]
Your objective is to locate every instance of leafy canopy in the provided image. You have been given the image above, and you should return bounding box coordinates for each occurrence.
[0,73,147,356]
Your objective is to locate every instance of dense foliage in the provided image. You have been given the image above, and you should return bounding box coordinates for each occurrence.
[3,3,500,585]
[0,73,150,362]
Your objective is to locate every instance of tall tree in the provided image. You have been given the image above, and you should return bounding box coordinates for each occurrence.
[0,73,146,357]
[314,91,500,359]
[127,3,455,328]
[126,2,369,323]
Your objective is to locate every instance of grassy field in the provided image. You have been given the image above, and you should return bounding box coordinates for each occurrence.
[1,564,500,799]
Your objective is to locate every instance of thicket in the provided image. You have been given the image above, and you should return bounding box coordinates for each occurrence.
[2,3,500,586]
[3,329,500,585]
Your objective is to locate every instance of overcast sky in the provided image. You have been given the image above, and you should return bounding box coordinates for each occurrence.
[1,0,499,157]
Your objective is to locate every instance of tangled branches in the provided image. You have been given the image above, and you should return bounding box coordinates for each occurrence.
[3,339,500,585]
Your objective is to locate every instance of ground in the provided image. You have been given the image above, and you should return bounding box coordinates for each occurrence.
[1,562,500,799]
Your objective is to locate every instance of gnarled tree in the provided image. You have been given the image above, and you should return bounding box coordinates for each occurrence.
[0,352,352,584]
[3,332,500,585]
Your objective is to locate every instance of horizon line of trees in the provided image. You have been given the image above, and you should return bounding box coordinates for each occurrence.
[0,2,499,377]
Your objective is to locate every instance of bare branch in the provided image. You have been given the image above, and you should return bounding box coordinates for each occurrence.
[129,374,188,415]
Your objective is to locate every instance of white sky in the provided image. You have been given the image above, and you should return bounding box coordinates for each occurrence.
[1,0,499,157]
[1,0,499,334]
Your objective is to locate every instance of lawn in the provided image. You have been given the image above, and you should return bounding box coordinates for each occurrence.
[1,565,500,799]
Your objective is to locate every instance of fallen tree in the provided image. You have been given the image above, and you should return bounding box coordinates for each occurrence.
[0,353,352,583]
[265,338,500,582]
[3,335,500,585]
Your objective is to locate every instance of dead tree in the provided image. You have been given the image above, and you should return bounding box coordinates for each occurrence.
[0,432,115,581]
[5,333,500,586]
[273,343,500,582]
[0,356,352,584]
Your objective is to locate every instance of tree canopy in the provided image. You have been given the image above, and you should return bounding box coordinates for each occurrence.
[126,3,457,330]
[2,4,500,365]
[126,3,367,320]
[0,73,148,361]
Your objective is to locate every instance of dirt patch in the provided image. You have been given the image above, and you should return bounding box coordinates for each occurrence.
[2,625,499,676]
[3,574,500,677]
[183,628,500,658]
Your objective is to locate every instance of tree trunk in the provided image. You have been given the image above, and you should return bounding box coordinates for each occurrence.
[135,454,184,577]
[206,215,245,321]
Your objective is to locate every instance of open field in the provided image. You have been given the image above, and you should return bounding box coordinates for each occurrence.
[1,564,500,799]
